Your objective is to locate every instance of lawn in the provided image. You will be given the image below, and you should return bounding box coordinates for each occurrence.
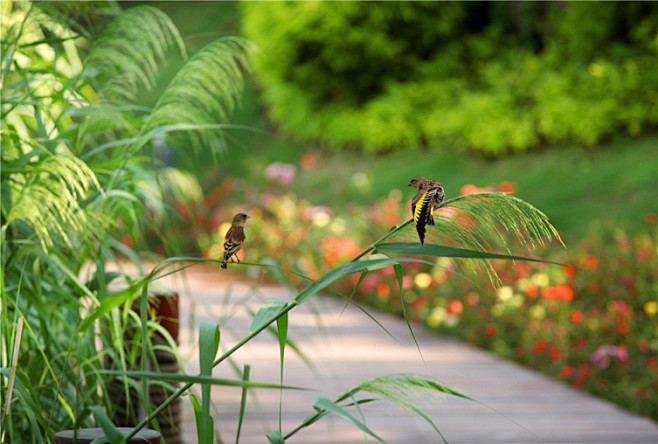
[194,88,657,244]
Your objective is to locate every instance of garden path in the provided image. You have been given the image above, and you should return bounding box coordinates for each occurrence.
[160,265,657,444]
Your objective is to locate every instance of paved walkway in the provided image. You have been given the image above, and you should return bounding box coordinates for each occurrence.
[160,266,657,444]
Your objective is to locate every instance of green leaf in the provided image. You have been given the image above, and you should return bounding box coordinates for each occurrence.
[267,430,286,444]
[340,270,368,316]
[236,365,251,444]
[295,256,399,305]
[313,397,385,442]
[276,313,288,432]
[250,298,287,333]
[199,321,221,444]
[395,263,423,361]
[90,406,120,441]
[378,242,568,267]
[190,394,204,444]
[98,370,308,390]
[79,287,134,333]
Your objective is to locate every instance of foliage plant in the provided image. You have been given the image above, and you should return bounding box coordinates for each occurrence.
[241,2,658,155]
[1,3,570,443]
[1,2,247,441]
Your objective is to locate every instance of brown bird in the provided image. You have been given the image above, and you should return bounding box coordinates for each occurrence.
[408,176,445,245]
[220,213,249,269]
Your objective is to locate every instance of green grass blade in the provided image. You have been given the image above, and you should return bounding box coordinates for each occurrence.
[340,270,368,317]
[395,263,424,362]
[294,255,399,305]
[276,313,288,432]
[250,298,287,334]
[199,321,221,444]
[190,394,203,444]
[89,405,120,441]
[378,242,570,267]
[98,370,309,390]
[313,397,385,443]
[267,430,286,444]
[236,365,251,444]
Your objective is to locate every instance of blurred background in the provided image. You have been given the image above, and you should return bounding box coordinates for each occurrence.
[122,1,657,242]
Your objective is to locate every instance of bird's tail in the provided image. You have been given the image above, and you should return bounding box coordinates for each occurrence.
[415,222,426,246]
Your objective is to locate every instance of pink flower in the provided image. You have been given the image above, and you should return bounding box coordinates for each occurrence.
[590,345,628,369]
[265,162,296,185]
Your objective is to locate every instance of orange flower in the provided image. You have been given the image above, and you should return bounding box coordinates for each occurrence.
[646,212,657,224]
[638,339,649,352]
[584,254,598,270]
[460,184,479,195]
[376,283,390,299]
[617,321,628,335]
[300,154,316,170]
[570,310,583,323]
[526,285,539,298]
[556,285,573,302]
[542,286,557,299]
[498,181,516,194]
[448,299,463,315]
[466,292,480,306]
[563,266,575,278]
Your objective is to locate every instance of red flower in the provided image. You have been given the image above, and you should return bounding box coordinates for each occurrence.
[533,339,548,353]
[549,347,561,361]
[584,254,598,270]
[638,339,649,352]
[578,363,591,380]
[648,357,657,369]
[485,324,497,337]
[646,212,657,224]
[617,321,628,335]
[570,310,583,323]
[556,285,573,302]
[574,337,588,349]
[563,266,576,278]
[560,365,574,378]
[412,297,427,310]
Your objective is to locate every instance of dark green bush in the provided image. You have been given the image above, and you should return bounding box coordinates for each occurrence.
[241,2,657,155]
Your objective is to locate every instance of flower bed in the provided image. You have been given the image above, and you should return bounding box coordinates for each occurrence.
[165,160,657,420]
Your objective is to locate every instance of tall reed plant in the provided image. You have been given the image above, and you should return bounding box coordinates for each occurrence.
[1,2,247,441]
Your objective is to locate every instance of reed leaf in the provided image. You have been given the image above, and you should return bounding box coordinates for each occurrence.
[84,5,186,104]
[388,192,564,285]
[149,37,251,155]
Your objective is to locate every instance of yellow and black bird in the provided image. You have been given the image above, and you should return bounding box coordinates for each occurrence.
[220,213,249,269]
[408,176,445,245]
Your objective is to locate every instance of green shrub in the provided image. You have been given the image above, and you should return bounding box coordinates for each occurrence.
[241,2,658,155]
